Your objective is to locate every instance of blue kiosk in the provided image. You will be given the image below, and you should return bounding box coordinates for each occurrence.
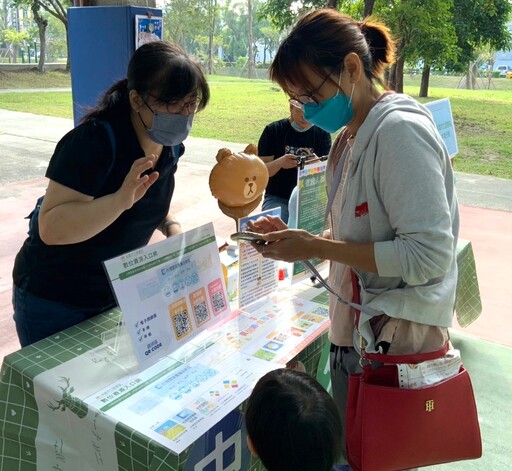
[68,5,162,125]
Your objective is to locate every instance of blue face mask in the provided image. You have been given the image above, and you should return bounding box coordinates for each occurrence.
[290,120,313,133]
[303,83,354,134]
[146,111,193,146]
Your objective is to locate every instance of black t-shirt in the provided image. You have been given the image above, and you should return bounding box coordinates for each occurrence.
[13,112,182,309]
[257,118,332,200]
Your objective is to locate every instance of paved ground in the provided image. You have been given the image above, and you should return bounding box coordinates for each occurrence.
[1,108,512,350]
[0,109,511,469]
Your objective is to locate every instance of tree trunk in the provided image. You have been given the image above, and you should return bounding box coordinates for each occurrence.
[388,63,396,90]
[31,2,48,73]
[363,0,375,17]
[247,0,256,78]
[326,0,339,8]
[207,0,217,75]
[468,62,477,90]
[65,21,70,72]
[419,63,430,97]
[388,39,405,92]
[394,55,404,93]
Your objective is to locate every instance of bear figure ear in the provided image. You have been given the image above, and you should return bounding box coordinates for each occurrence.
[216,148,232,163]
[243,144,258,156]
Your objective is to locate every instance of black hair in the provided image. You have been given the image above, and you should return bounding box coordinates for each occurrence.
[81,41,210,123]
[245,368,342,471]
[270,8,396,96]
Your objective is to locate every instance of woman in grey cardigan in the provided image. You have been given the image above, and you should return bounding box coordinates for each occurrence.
[249,8,458,463]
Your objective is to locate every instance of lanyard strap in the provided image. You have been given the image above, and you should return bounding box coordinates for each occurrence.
[302,260,377,322]
[303,260,449,363]
[324,140,351,224]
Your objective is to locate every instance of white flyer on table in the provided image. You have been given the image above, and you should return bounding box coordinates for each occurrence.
[103,223,231,369]
[84,343,278,454]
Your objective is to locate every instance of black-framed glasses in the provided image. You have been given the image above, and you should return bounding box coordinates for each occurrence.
[288,72,333,109]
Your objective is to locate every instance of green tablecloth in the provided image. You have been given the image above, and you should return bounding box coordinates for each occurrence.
[455,239,482,328]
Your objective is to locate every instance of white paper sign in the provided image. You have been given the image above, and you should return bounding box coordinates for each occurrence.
[103,223,231,368]
[237,208,280,309]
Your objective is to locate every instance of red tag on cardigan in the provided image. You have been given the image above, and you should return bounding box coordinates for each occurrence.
[355,202,368,217]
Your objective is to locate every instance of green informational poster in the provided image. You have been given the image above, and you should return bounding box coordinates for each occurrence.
[292,161,328,279]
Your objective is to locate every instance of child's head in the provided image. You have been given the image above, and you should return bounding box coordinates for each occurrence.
[245,368,342,471]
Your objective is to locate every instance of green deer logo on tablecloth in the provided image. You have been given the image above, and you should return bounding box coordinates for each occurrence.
[47,376,88,419]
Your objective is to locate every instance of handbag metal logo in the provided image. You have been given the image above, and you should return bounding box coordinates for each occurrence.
[425,399,435,412]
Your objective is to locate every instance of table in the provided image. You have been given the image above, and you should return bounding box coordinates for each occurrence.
[0,241,480,471]
[0,284,330,471]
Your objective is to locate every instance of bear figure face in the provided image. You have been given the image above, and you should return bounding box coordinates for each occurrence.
[209,145,269,208]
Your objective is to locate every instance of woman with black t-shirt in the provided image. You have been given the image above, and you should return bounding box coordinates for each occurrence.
[12,41,210,347]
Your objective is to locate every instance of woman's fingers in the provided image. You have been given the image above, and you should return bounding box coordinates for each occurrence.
[247,215,288,233]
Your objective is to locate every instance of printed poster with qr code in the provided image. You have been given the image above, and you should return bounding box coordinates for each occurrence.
[103,223,230,368]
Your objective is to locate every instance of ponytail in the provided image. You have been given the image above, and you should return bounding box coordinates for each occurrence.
[360,18,396,85]
[80,79,130,123]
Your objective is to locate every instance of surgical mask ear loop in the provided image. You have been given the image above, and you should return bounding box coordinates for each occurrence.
[336,69,354,109]
[348,83,355,107]
[334,69,343,98]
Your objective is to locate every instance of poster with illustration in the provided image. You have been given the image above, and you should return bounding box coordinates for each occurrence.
[135,15,163,49]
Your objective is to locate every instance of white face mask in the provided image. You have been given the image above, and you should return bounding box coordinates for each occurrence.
[291,120,313,133]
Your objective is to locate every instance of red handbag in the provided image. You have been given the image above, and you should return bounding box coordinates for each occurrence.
[301,265,483,470]
[345,345,482,471]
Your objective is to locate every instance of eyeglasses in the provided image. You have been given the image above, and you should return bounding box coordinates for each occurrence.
[288,72,333,109]
[166,97,201,114]
[149,95,201,114]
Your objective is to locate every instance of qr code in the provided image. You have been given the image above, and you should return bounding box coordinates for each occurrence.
[193,300,210,326]
[312,306,329,318]
[211,291,226,314]
[173,310,192,338]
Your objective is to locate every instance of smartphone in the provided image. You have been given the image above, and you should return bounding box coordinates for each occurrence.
[230,231,267,244]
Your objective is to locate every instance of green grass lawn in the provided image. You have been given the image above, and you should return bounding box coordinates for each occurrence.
[0,69,511,178]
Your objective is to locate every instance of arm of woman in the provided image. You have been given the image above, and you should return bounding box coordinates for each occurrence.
[248,216,377,272]
[262,154,298,177]
[39,155,158,245]
[372,117,456,285]
[159,214,182,237]
[258,123,298,177]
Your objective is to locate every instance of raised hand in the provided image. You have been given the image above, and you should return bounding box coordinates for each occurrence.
[117,154,159,210]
